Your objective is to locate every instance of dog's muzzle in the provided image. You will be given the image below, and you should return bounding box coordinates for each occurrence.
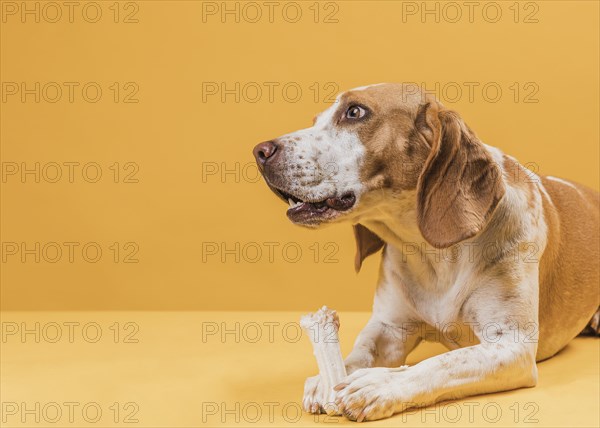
[252,140,356,225]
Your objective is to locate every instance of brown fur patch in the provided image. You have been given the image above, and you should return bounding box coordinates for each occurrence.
[536,177,600,359]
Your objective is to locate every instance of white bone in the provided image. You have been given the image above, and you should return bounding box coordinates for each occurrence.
[300,306,347,414]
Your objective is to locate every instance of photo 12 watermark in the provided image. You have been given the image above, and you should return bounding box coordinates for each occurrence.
[202,81,339,104]
[400,401,540,424]
[1,161,140,184]
[202,401,315,424]
[1,241,140,264]
[1,401,140,424]
[201,320,304,344]
[1,1,140,24]
[201,241,339,264]
[1,82,140,103]
[1,321,140,344]
[201,1,340,24]
[400,1,540,24]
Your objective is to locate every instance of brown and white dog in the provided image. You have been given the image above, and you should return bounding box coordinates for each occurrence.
[252,83,600,422]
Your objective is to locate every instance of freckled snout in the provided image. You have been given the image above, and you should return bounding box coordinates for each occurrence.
[253,140,279,167]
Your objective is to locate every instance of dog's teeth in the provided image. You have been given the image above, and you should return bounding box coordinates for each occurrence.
[288,198,304,209]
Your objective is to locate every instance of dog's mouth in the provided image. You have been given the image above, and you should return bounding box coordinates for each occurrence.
[269,185,356,224]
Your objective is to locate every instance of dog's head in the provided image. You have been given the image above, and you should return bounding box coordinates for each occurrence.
[253,83,504,268]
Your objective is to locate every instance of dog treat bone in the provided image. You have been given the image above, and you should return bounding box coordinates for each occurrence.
[300,306,347,414]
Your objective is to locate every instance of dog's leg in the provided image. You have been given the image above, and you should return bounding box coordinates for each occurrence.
[346,264,424,374]
[335,281,540,422]
[336,329,537,421]
[344,315,422,374]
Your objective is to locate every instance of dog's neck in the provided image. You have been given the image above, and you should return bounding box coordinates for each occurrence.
[356,189,427,250]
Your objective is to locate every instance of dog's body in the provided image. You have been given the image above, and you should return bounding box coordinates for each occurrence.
[253,83,599,421]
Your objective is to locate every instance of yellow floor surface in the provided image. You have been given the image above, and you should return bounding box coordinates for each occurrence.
[1,311,598,427]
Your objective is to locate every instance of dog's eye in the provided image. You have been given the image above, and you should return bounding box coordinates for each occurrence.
[345,105,366,120]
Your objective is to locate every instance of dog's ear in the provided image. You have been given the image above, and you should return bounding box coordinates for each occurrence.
[353,224,384,272]
[416,104,505,248]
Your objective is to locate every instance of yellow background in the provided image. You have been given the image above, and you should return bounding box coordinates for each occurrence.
[1,2,599,428]
[1,0,599,311]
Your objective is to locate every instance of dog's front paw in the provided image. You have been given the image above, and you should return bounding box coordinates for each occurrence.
[303,375,340,415]
[334,367,410,422]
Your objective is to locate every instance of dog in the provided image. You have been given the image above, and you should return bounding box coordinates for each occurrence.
[252,83,600,422]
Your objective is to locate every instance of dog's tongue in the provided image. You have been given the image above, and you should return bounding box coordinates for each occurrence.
[325,194,356,211]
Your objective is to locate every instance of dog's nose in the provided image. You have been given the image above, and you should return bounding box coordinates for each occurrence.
[253,140,279,165]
